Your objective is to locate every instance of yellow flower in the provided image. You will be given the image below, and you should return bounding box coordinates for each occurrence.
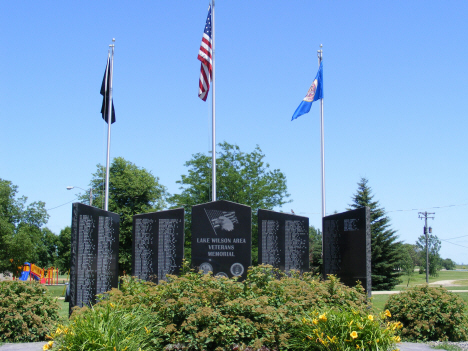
[144,326,150,334]
[110,303,115,308]
[394,335,401,342]
[368,315,374,321]
[43,341,54,351]
[350,331,358,339]
[384,309,391,318]
[356,345,360,349]
[349,320,354,326]
[312,318,318,325]
[319,313,327,322]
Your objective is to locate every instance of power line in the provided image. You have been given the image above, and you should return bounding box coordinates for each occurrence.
[441,234,468,241]
[388,203,468,213]
[46,198,78,211]
[439,239,468,249]
[297,202,467,217]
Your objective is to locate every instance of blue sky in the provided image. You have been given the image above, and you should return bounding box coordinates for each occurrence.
[1,1,467,264]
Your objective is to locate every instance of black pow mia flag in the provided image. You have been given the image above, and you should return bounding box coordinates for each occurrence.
[100,55,116,124]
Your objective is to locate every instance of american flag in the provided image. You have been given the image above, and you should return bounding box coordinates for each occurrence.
[197,4,213,101]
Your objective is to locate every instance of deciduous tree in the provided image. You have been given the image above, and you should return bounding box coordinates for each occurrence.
[85,157,168,273]
[309,225,322,273]
[0,179,49,275]
[416,233,441,277]
[56,226,71,273]
[170,142,290,264]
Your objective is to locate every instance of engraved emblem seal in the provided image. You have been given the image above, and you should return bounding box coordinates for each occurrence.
[230,263,244,276]
[199,262,213,274]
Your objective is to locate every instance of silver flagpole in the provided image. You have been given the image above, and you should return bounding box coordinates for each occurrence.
[318,44,325,219]
[104,39,115,211]
[211,0,216,202]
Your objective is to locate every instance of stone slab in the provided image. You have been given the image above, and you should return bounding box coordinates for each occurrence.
[191,200,251,280]
[132,208,185,283]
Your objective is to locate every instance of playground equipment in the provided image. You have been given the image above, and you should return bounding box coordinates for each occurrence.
[18,262,31,281]
[18,263,46,283]
[45,267,59,285]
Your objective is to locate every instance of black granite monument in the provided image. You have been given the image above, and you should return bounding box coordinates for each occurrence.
[322,207,371,295]
[191,200,251,280]
[69,203,119,315]
[132,208,185,283]
[258,209,309,273]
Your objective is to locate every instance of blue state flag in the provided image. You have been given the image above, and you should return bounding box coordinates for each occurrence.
[291,62,323,121]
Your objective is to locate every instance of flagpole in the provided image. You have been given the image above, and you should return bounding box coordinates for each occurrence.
[318,44,325,219]
[211,0,216,202]
[104,39,115,211]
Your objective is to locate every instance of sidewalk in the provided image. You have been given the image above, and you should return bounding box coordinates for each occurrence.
[399,342,437,350]
[0,343,46,351]
[0,342,443,351]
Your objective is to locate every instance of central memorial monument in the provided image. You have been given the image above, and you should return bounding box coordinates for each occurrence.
[69,203,119,315]
[191,200,251,280]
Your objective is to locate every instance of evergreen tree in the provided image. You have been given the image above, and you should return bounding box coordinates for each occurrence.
[348,178,402,290]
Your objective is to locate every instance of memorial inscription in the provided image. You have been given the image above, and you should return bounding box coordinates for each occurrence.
[322,207,371,295]
[258,209,309,273]
[69,203,119,315]
[132,208,184,283]
[191,201,251,280]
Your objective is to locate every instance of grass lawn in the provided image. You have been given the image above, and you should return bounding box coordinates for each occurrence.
[370,294,389,313]
[394,269,468,290]
[57,300,70,320]
[45,284,69,321]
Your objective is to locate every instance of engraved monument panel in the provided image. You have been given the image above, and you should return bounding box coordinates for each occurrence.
[132,208,185,283]
[258,209,309,273]
[322,207,371,295]
[69,203,119,315]
[191,200,251,280]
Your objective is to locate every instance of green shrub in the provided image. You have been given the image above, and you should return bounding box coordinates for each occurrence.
[0,280,60,342]
[52,303,164,351]
[59,265,370,351]
[385,285,468,341]
[288,308,401,350]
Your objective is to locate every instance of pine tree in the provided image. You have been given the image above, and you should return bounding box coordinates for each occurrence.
[348,178,402,290]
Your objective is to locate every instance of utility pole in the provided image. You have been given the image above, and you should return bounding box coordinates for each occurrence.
[418,211,435,284]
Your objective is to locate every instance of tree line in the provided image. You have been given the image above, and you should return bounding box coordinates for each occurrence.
[0,142,457,290]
